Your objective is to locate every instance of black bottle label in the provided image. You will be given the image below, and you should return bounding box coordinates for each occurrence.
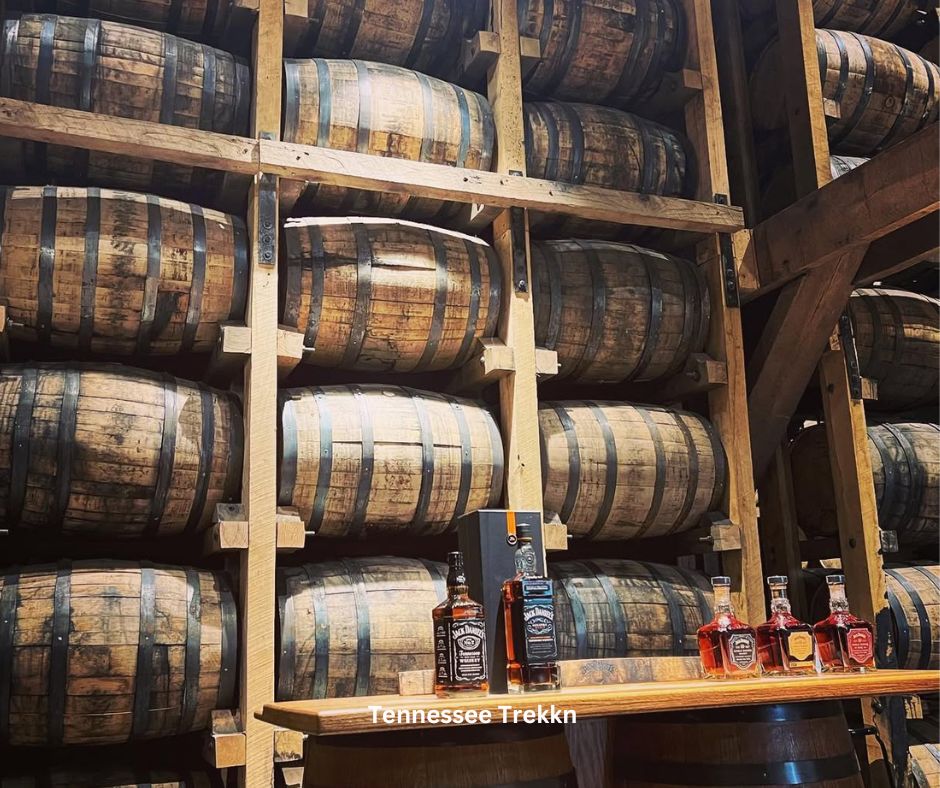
[435,619,487,685]
[728,632,757,670]
[520,578,558,665]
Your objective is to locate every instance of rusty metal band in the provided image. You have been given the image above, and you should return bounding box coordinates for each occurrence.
[136,195,163,354]
[305,563,331,700]
[912,564,940,594]
[229,215,249,320]
[160,34,179,125]
[634,408,667,538]
[482,244,501,339]
[817,28,829,88]
[453,83,471,168]
[184,386,215,534]
[178,568,202,732]
[198,44,217,131]
[415,70,436,163]
[50,369,80,531]
[645,562,687,655]
[674,253,703,375]
[146,376,179,536]
[217,572,238,708]
[299,223,326,349]
[831,30,850,106]
[637,118,657,194]
[477,90,495,170]
[308,388,334,533]
[552,563,588,658]
[816,0,846,28]
[484,404,504,507]
[408,389,435,532]
[832,33,875,148]
[132,564,157,739]
[36,15,56,105]
[78,187,101,351]
[552,404,581,524]
[538,0,580,98]
[79,18,100,114]
[315,58,333,148]
[456,238,482,365]
[879,0,911,38]
[353,60,372,154]
[338,0,366,56]
[705,415,727,510]
[37,185,57,345]
[535,0,555,60]
[416,230,449,371]
[584,560,627,655]
[445,395,474,524]
[615,752,861,785]
[342,224,373,367]
[8,367,39,529]
[181,205,208,351]
[556,102,585,184]
[342,559,372,696]
[283,60,301,142]
[275,567,296,701]
[277,391,298,507]
[420,558,447,602]
[47,560,71,746]
[611,0,649,102]
[350,386,374,538]
[880,423,922,534]
[570,242,606,379]
[297,0,328,55]
[640,0,681,97]
[586,402,618,540]
[668,412,700,535]
[538,103,560,181]
[879,44,915,149]
[869,427,899,530]
[0,568,19,742]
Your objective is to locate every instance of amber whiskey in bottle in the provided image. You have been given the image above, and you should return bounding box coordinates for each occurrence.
[813,574,876,673]
[502,524,560,693]
[697,576,760,678]
[756,575,816,675]
[432,551,489,697]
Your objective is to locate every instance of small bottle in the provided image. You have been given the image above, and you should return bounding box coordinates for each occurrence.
[756,576,816,675]
[697,576,760,679]
[432,551,489,697]
[502,524,560,693]
[813,574,876,673]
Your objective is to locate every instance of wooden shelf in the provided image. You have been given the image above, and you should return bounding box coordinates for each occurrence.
[256,670,938,737]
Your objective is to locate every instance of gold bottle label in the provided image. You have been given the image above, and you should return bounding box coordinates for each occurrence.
[787,631,814,662]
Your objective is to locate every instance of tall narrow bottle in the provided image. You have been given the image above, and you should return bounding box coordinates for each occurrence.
[432,551,489,697]
[813,574,876,673]
[697,576,760,679]
[502,524,560,693]
[756,576,816,675]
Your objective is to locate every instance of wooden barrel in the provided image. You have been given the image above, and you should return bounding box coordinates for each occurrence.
[281,59,494,222]
[848,288,939,411]
[813,0,923,38]
[612,702,863,786]
[911,743,940,788]
[0,14,250,198]
[762,154,867,217]
[790,422,939,547]
[0,561,237,746]
[276,557,448,700]
[751,30,940,156]
[539,401,726,540]
[550,559,712,660]
[0,365,242,537]
[278,385,503,537]
[2,767,224,787]
[531,240,709,384]
[303,726,577,787]
[517,0,684,106]
[0,186,248,355]
[280,217,500,372]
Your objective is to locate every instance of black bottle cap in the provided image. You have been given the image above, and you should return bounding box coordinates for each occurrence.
[516,523,534,541]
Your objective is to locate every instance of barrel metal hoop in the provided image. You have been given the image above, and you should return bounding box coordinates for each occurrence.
[303,563,331,700]
[0,187,7,263]
[484,403,504,507]
[881,291,908,390]
[683,569,713,626]
[281,225,303,329]
[160,34,179,125]
[535,103,560,181]
[584,560,627,655]
[35,15,56,105]
[217,572,238,709]
[315,58,333,148]
[182,205,208,351]
[644,701,842,724]
[910,565,940,594]
[855,290,887,384]
[308,387,334,533]
[232,57,252,135]
[445,395,474,523]
[884,568,910,667]
[887,568,931,670]
[79,18,100,113]
[552,564,588,659]
[50,369,80,531]
[869,428,899,530]
[415,70,436,163]
[132,564,157,739]
[586,402,618,540]
[222,395,243,504]
[570,243,606,380]
[552,404,581,525]
[304,222,327,349]
[482,244,501,340]
[832,33,876,148]
[0,20,19,100]
[611,0,650,103]
[878,44,915,150]
[880,422,921,531]
[353,60,372,154]
[456,239,482,365]
[179,568,202,732]
[919,60,936,127]
[645,562,688,655]
[636,119,656,195]
[668,412,700,535]
[137,195,163,355]
[542,242,564,352]
[146,376,179,536]
[705,415,727,511]
[78,187,101,351]
[167,0,185,34]
[681,253,709,373]
[283,60,302,142]
[8,367,39,530]
[830,30,850,107]
[342,559,372,696]
[416,230,450,371]
[452,83,471,168]
[46,560,72,746]
[408,389,436,532]
[350,386,374,537]
[277,391,298,506]
[275,567,297,701]
[878,0,910,40]
[199,44,218,132]
[538,0,581,98]
[338,0,366,57]
[229,216,249,321]
[629,250,663,383]
[184,386,215,533]
[403,0,436,68]
[816,0,846,29]
[420,558,447,602]
[0,568,19,742]
[297,0,328,55]
[34,185,58,345]
[635,408,667,538]
[342,224,373,368]
[556,103,585,185]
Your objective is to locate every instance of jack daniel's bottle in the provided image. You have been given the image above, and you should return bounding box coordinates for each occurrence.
[813,574,876,673]
[502,524,560,693]
[432,552,488,697]
[756,576,816,675]
[697,576,760,678]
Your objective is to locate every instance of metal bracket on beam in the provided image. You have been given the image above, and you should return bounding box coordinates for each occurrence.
[258,131,277,268]
[838,311,864,401]
[508,170,528,293]
[714,194,740,307]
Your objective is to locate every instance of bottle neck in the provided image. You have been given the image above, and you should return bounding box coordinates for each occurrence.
[829,583,850,613]
[713,585,734,617]
[515,539,538,578]
[769,587,792,615]
[447,557,469,597]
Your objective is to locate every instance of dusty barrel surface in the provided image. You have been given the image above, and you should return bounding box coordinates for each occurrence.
[539,401,726,540]
[517,0,684,106]
[304,725,577,787]
[612,702,863,787]
[278,385,503,537]
[848,288,939,411]
[751,30,940,155]
[276,557,447,700]
[550,559,711,660]
[281,59,494,221]
[280,217,500,372]
[0,561,237,747]
[813,0,924,38]
[0,186,249,355]
[791,422,939,547]
[911,743,940,788]
[531,240,709,384]
[0,365,242,537]
[0,14,250,196]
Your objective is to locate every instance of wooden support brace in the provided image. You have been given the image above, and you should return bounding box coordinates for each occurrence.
[542,520,569,552]
[535,347,559,380]
[204,323,251,387]
[644,68,705,117]
[204,503,250,554]
[448,338,515,394]
[203,710,247,769]
[274,727,306,763]
[627,353,727,404]
[276,507,306,552]
[277,326,305,381]
[458,32,541,86]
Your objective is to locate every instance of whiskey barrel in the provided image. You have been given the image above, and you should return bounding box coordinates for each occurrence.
[612,702,863,786]
[276,557,447,699]
[762,154,867,217]
[304,726,577,787]
[848,288,939,411]
[751,30,940,155]
[0,561,237,746]
[2,767,224,787]
[531,240,709,384]
[911,743,940,788]
[540,401,726,540]
[0,186,248,355]
[790,422,939,547]
[280,217,500,372]
[813,0,923,38]
[0,15,250,198]
[517,0,684,107]
[281,59,494,221]
[0,365,242,537]
[278,385,503,537]
[551,560,711,660]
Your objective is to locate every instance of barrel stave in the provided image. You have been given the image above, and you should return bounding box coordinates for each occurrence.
[813,0,921,38]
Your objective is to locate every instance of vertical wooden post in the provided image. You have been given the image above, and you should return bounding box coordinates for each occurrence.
[240,1,282,785]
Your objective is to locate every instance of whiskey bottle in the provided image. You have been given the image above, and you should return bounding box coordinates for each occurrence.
[502,524,560,693]
[813,574,876,673]
[697,576,760,679]
[432,551,489,697]
[756,576,816,675]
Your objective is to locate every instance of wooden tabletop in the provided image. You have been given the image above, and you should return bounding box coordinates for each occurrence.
[256,669,939,736]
